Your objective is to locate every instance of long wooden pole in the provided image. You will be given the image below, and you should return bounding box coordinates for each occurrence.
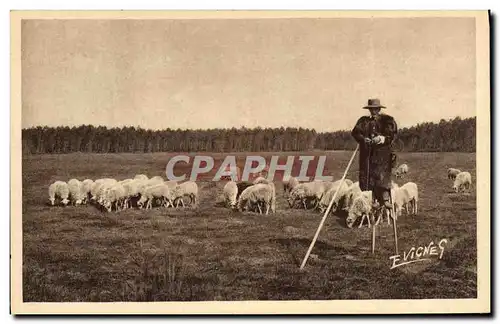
[299,144,359,270]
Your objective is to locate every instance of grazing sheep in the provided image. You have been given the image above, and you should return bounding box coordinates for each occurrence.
[448,168,462,180]
[400,181,419,215]
[102,183,127,212]
[68,178,86,206]
[287,181,327,210]
[453,171,472,193]
[95,179,118,205]
[237,183,276,214]
[82,179,94,202]
[343,181,362,212]
[395,163,409,178]
[345,190,373,228]
[283,176,300,197]
[48,181,70,206]
[90,178,117,201]
[121,179,146,209]
[170,181,199,207]
[137,183,172,209]
[222,181,238,208]
[318,179,351,214]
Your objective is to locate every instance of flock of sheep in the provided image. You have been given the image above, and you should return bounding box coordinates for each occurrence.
[46,162,473,228]
[218,172,418,229]
[48,174,199,212]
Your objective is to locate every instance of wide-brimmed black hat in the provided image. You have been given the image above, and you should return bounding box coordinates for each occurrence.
[363,98,386,109]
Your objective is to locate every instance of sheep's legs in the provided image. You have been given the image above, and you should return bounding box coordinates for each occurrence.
[302,199,307,210]
[265,203,270,215]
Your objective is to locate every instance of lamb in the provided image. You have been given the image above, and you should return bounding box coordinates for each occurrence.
[237,183,276,214]
[67,178,87,206]
[317,179,351,214]
[169,181,199,207]
[48,180,70,206]
[287,181,328,209]
[345,190,373,228]
[395,163,409,178]
[448,168,462,180]
[137,183,172,209]
[102,183,127,212]
[453,171,472,193]
[222,181,238,208]
[283,176,299,197]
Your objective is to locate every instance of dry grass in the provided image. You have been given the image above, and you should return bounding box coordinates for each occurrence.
[22,151,477,301]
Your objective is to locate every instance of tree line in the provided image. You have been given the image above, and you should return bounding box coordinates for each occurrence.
[22,116,475,154]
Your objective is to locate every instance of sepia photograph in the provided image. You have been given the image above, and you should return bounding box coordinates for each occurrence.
[10,10,490,315]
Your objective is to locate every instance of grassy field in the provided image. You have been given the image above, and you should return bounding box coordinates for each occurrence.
[21,151,477,302]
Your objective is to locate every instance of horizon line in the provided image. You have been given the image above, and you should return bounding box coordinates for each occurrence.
[21,115,476,134]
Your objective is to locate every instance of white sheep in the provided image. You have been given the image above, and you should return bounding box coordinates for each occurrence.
[283,176,299,197]
[68,178,86,206]
[345,190,373,228]
[102,183,127,212]
[237,183,276,214]
[95,179,118,205]
[48,181,70,206]
[342,181,362,212]
[137,183,172,209]
[400,181,419,215]
[121,179,145,209]
[395,163,409,178]
[90,178,117,202]
[453,171,472,193]
[391,187,410,218]
[81,179,94,203]
[170,181,199,207]
[287,181,326,209]
[448,168,462,180]
[223,181,238,208]
[317,179,351,214]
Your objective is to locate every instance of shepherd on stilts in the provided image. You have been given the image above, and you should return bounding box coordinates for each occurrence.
[351,98,399,253]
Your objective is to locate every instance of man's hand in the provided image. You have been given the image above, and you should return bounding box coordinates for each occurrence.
[372,135,386,144]
[364,137,372,144]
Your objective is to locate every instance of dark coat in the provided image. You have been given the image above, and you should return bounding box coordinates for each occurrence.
[351,114,398,191]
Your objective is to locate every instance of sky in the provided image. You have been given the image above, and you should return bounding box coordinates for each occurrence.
[21,17,476,132]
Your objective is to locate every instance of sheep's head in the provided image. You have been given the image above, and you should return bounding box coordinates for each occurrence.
[75,199,83,206]
[346,211,360,228]
[49,198,55,206]
[61,198,69,205]
[453,183,459,193]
